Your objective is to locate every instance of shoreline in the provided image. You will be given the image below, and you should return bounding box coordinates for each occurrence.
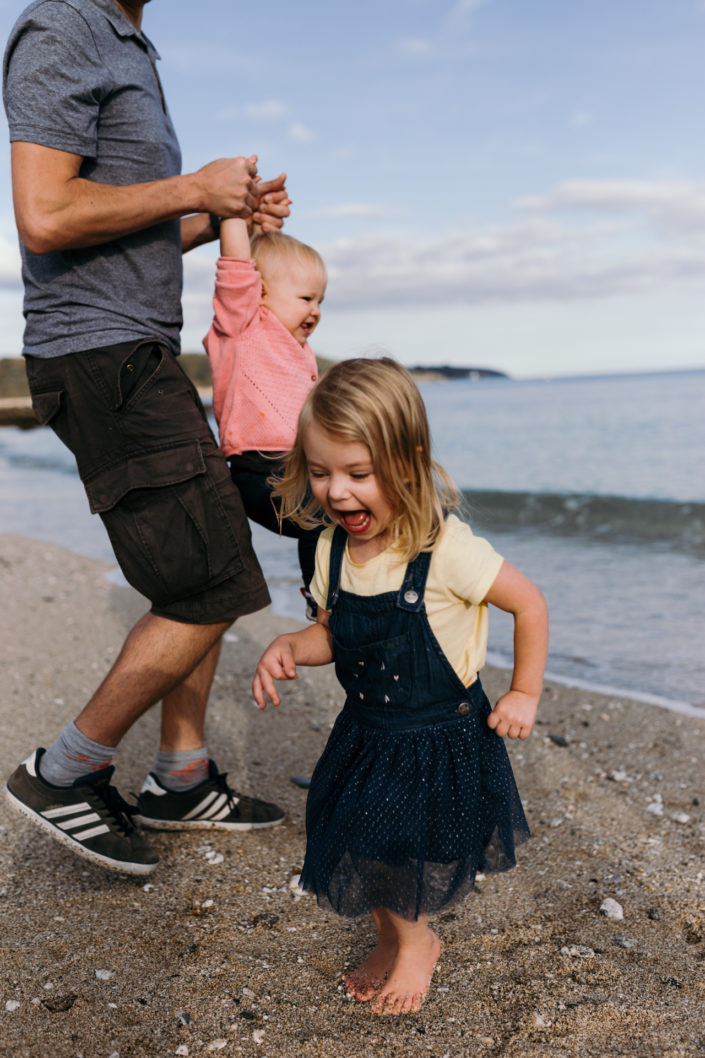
[1,533,704,1057]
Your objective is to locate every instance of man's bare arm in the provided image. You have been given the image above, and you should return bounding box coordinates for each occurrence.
[12,142,259,255]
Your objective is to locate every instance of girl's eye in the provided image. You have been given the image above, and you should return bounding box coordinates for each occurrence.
[351,472,370,480]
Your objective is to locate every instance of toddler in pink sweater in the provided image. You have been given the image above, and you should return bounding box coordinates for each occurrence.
[203,213,327,609]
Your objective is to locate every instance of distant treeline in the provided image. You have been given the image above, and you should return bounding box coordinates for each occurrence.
[0,353,337,399]
[0,354,505,400]
[408,365,508,380]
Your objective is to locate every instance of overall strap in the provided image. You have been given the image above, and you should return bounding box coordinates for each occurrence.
[395,549,432,612]
[325,526,348,611]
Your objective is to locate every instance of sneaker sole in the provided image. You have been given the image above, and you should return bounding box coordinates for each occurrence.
[133,813,285,832]
[4,783,158,877]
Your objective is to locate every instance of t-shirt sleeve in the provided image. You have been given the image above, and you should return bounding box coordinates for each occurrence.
[4,5,105,157]
[309,527,334,612]
[440,515,504,605]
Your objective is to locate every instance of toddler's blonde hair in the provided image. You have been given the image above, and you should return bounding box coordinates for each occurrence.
[274,357,458,562]
[250,231,326,286]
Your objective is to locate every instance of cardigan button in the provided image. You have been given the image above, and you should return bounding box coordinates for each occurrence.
[457,701,471,716]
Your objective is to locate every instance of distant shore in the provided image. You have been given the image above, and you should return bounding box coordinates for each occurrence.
[0,355,509,427]
[1,532,703,1057]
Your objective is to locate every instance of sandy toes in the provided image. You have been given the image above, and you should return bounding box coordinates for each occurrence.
[344,938,398,1001]
[371,930,441,1015]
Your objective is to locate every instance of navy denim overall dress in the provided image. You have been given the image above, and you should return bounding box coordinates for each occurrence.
[299,528,530,921]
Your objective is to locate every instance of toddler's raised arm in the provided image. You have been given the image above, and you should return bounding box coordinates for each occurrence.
[219,215,251,259]
[219,167,290,257]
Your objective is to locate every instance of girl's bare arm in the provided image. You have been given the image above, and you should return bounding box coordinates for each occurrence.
[483,560,549,739]
[253,612,333,709]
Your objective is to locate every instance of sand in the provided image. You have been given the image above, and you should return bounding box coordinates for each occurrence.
[0,533,703,1058]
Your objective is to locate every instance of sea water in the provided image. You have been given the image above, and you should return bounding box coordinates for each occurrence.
[1,368,703,711]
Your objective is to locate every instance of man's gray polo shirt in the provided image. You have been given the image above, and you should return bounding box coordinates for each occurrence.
[3,0,183,357]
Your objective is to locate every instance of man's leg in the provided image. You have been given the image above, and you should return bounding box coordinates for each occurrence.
[158,637,222,752]
[147,639,221,792]
[74,614,228,747]
[135,627,284,833]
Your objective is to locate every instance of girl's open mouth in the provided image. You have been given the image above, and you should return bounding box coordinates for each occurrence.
[338,510,371,534]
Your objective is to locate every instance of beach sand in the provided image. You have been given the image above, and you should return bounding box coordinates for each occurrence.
[0,533,703,1057]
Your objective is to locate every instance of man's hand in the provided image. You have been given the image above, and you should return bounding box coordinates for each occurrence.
[192,154,260,219]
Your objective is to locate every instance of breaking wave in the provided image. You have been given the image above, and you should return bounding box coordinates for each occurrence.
[460,489,705,556]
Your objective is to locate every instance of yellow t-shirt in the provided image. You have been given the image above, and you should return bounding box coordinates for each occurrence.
[310,513,504,687]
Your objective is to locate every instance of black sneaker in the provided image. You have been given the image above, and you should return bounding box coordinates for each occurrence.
[135,759,285,831]
[5,749,159,876]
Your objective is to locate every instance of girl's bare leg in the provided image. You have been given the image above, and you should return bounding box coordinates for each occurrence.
[371,911,441,1015]
[345,909,398,1002]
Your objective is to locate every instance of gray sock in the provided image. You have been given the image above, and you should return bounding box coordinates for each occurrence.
[152,747,209,792]
[39,721,117,787]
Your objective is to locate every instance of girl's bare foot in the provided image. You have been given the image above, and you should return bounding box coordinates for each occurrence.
[371,929,441,1015]
[344,937,397,1001]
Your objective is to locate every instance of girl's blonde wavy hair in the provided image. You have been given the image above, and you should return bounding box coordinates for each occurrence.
[273,357,458,562]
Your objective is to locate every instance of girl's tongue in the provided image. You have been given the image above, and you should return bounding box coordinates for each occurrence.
[339,510,371,533]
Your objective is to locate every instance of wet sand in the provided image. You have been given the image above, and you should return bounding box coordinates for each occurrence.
[0,533,703,1057]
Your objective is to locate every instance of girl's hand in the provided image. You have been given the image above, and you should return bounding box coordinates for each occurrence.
[487,690,539,740]
[252,635,298,709]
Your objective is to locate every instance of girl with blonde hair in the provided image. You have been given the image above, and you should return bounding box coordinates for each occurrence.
[253,357,549,1015]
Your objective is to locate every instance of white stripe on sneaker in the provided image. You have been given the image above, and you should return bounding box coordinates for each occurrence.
[182,790,223,820]
[43,801,92,819]
[209,803,236,822]
[73,824,111,840]
[57,812,102,831]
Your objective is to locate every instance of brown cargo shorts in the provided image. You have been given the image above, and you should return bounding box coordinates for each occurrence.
[25,339,270,623]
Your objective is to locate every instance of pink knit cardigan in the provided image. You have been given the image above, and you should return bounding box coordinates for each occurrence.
[203,258,318,457]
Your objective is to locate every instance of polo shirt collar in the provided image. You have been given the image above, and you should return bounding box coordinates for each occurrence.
[87,0,161,57]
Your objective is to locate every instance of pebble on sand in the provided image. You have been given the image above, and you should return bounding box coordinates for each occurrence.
[600,897,624,921]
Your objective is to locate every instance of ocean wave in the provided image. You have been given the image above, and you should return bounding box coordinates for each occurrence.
[461,489,705,555]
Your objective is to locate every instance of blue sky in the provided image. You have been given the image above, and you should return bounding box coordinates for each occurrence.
[1,0,704,377]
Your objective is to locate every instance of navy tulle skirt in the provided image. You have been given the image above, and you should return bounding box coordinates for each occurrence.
[299,689,530,921]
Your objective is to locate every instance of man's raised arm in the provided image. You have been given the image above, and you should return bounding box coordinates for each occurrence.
[11,142,259,255]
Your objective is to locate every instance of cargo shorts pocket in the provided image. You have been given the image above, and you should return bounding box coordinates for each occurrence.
[85,441,245,607]
[29,389,63,427]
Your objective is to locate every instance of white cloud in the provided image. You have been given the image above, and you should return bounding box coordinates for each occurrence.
[448,0,487,15]
[444,0,488,27]
[397,37,432,55]
[243,100,288,120]
[516,179,705,233]
[288,123,315,144]
[315,200,705,309]
[176,178,705,357]
[311,203,399,220]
